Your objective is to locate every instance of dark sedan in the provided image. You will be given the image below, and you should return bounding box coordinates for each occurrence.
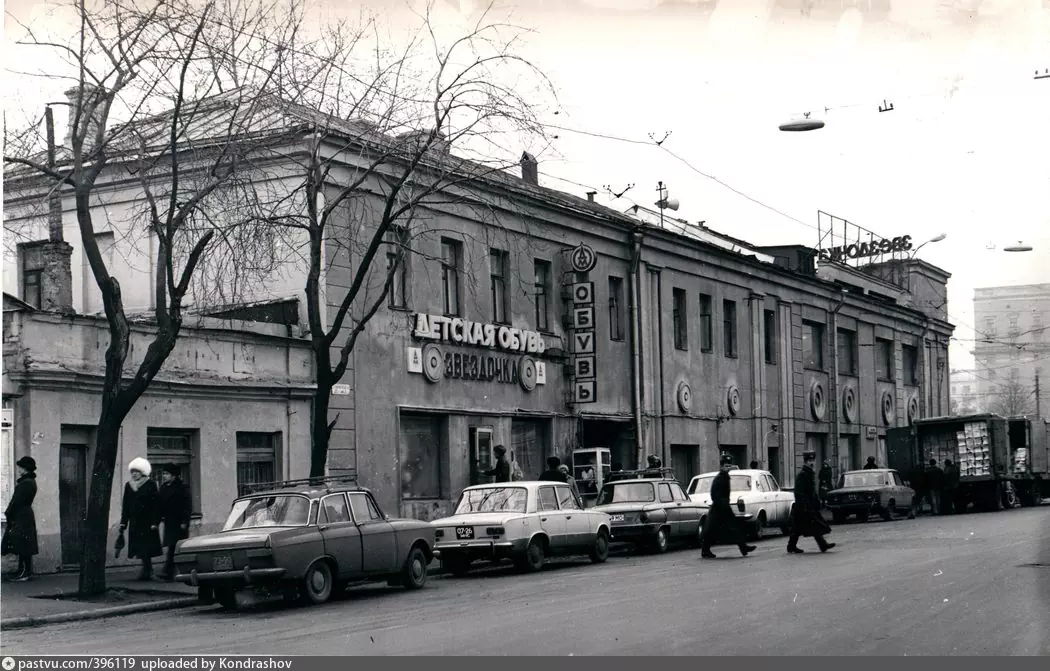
[825,469,916,523]
[592,475,703,553]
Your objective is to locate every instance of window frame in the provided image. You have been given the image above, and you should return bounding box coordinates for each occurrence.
[489,248,510,324]
[902,344,919,386]
[533,259,551,332]
[803,320,825,371]
[608,276,625,342]
[723,299,738,358]
[320,493,352,525]
[698,293,713,352]
[538,486,559,512]
[876,337,895,382]
[657,483,674,503]
[440,238,462,317]
[837,328,858,376]
[763,309,777,365]
[385,226,409,309]
[673,288,688,351]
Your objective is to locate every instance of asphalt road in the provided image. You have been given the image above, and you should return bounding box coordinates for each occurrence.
[4,507,1049,656]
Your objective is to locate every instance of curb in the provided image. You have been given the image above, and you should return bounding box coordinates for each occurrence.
[0,596,199,631]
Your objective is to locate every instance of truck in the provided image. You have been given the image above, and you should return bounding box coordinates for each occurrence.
[886,413,1046,513]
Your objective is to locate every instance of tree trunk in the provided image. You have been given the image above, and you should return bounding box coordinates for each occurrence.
[78,420,122,596]
[309,382,333,479]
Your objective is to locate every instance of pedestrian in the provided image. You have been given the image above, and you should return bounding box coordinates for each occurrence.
[863,456,878,470]
[120,457,162,580]
[943,459,960,515]
[2,456,39,582]
[700,454,757,559]
[818,460,834,509]
[558,464,581,502]
[786,451,836,554]
[749,460,759,470]
[156,464,192,581]
[926,459,945,516]
[646,454,663,472]
[483,445,511,483]
[909,462,928,516]
[539,456,569,482]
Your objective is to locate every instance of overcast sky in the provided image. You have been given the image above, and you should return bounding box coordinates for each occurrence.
[5,0,1049,370]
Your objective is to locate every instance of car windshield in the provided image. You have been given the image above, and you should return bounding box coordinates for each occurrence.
[597,482,655,505]
[454,487,528,514]
[687,475,752,495]
[223,495,311,530]
[842,472,889,488]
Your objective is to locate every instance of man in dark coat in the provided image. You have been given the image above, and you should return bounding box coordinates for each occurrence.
[2,456,39,582]
[863,457,878,470]
[156,464,193,581]
[120,457,163,580]
[786,451,836,554]
[539,456,569,483]
[942,459,960,515]
[700,455,757,559]
[926,459,945,516]
[818,460,834,509]
[483,445,511,483]
[909,463,929,516]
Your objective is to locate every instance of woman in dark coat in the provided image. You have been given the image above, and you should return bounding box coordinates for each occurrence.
[2,456,39,582]
[156,464,192,581]
[786,451,836,554]
[120,457,162,580]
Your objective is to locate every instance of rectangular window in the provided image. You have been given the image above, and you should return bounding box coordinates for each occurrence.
[876,338,894,381]
[608,276,625,341]
[837,329,857,375]
[763,309,777,364]
[803,321,824,370]
[534,260,551,331]
[490,248,509,324]
[22,270,42,309]
[385,226,408,309]
[400,414,444,500]
[236,432,279,497]
[723,299,738,358]
[673,288,688,350]
[902,345,919,386]
[440,239,461,316]
[146,428,198,513]
[698,294,713,352]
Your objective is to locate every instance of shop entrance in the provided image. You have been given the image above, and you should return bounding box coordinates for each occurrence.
[579,419,635,470]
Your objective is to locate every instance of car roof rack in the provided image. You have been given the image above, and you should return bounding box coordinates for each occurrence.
[240,473,359,495]
[606,467,677,483]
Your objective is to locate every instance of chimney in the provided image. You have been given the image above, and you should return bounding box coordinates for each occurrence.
[64,84,104,151]
[520,151,538,185]
[586,191,597,202]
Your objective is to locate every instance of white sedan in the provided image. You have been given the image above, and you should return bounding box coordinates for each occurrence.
[430,481,613,576]
[686,469,795,539]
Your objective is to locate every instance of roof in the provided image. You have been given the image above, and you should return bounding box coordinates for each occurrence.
[2,293,35,312]
[237,483,366,499]
[464,481,572,490]
[693,469,770,478]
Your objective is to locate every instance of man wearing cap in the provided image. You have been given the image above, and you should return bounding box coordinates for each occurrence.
[156,464,193,581]
[483,445,511,483]
[786,451,836,554]
[2,456,39,582]
[700,454,757,559]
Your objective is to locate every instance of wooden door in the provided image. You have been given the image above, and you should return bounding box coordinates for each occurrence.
[59,444,87,566]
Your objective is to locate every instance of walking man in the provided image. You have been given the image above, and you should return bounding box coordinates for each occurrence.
[483,445,511,483]
[943,459,960,515]
[926,459,945,516]
[156,464,192,581]
[787,451,836,554]
[700,455,757,559]
[863,456,878,470]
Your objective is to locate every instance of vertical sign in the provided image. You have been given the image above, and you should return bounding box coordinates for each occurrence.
[572,281,597,403]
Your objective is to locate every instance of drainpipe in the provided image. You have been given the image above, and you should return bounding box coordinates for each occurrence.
[628,229,646,469]
[830,289,847,478]
[919,314,930,418]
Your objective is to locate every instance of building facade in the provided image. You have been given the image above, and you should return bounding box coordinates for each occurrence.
[973,283,1049,418]
[950,369,983,415]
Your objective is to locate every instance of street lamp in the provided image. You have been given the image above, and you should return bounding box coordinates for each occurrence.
[910,233,947,258]
[779,112,825,132]
[655,181,679,230]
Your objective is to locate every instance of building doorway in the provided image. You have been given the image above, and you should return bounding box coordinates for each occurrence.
[579,419,634,470]
[59,444,87,566]
[669,444,698,487]
[767,445,781,483]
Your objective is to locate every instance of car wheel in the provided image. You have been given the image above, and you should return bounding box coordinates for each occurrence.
[400,547,428,590]
[750,512,767,541]
[441,554,472,577]
[214,587,237,610]
[515,538,545,573]
[652,527,669,554]
[692,520,705,548]
[882,500,896,521]
[589,530,610,564]
[832,510,846,525]
[299,561,334,606]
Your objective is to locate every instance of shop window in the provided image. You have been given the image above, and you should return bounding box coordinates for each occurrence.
[236,431,280,496]
[490,248,509,324]
[698,293,713,352]
[764,309,777,365]
[511,419,549,481]
[400,414,445,500]
[673,288,688,350]
[608,276,625,341]
[876,338,894,381]
[440,238,461,316]
[534,260,551,331]
[837,329,857,375]
[803,321,824,370]
[146,428,199,513]
[723,299,738,358]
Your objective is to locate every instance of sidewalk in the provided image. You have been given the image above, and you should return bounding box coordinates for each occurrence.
[1,566,199,631]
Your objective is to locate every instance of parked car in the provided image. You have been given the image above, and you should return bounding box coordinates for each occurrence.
[430,481,612,576]
[825,469,916,523]
[591,471,704,553]
[173,477,436,609]
[686,469,795,539]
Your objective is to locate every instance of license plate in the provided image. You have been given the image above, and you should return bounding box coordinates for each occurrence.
[212,554,233,571]
[455,526,475,540]
[610,514,625,522]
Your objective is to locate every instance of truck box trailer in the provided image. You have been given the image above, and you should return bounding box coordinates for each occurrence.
[1006,416,1049,505]
[886,414,1031,513]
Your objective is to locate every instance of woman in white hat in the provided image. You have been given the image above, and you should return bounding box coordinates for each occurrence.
[120,458,163,580]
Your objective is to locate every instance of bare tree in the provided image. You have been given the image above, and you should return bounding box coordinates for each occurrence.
[989,374,1036,417]
[3,0,315,595]
[237,1,557,477]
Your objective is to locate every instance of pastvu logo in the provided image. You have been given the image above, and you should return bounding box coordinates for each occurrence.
[3,657,16,670]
